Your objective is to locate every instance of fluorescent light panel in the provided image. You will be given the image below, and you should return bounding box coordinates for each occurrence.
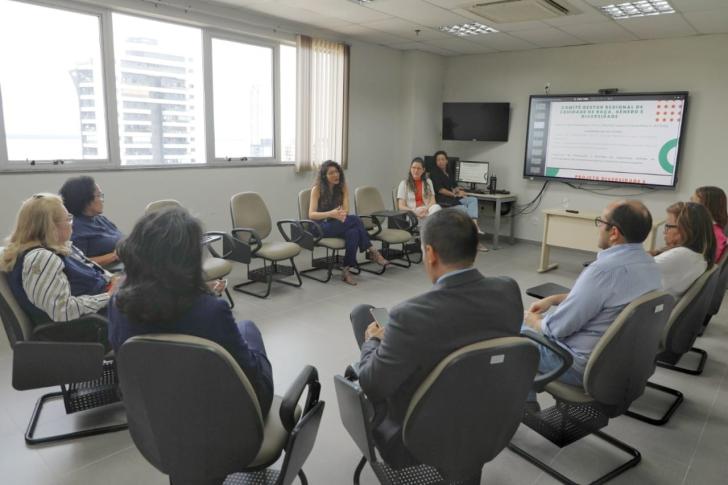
[601,1,675,20]
[439,22,498,37]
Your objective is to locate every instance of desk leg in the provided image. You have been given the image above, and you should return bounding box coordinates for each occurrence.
[509,206,516,245]
[538,214,558,272]
[493,200,502,250]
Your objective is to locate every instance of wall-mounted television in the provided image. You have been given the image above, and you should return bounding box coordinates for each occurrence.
[523,92,688,188]
[443,102,510,141]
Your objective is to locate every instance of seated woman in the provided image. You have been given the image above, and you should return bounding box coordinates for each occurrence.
[108,207,274,416]
[396,157,441,220]
[308,160,389,286]
[691,186,727,263]
[654,202,715,299]
[60,176,123,267]
[429,150,488,251]
[1,194,114,340]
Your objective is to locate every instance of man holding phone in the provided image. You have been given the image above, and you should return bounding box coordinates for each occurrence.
[349,209,523,468]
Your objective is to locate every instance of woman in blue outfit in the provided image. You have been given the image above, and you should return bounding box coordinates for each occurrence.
[60,176,123,268]
[108,207,274,416]
[308,160,390,286]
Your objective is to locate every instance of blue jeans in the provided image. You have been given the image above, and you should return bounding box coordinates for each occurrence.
[455,196,478,219]
[320,215,372,267]
[238,320,274,416]
[521,326,584,402]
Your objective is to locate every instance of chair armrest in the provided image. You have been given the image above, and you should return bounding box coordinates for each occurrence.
[334,374,377,462]
[358,215,382,237]
[277,219,306,245]
[32,314,109,348]
[13,340,105,390]
[521,331,574,392]
[293,219,324,251]
[227,228,263,264]
[280,365,320,432]
[202,231,232,259]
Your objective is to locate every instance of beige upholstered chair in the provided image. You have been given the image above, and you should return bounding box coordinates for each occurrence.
[228,192,303,298]
[145,199,235,308]
[703,250,728,330]
[511,291,674,483]
[354,186,415,274]
[336,337,540,485]
[118,334,324,485]
[295,188,347,283]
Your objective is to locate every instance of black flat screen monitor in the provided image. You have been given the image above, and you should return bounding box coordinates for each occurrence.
[443,102,510,141]
[523,92,688,188]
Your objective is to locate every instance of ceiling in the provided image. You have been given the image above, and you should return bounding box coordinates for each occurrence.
[208,0,728,55]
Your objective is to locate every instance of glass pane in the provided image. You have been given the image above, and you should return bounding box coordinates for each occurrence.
[280,45,296,162]
[0,0,107,161]
[212,38,273,159]
[113,14,204,165]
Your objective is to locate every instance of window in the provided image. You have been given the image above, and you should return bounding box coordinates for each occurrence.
[211,38,273,159]
[280,45,297,162]
[112,14,205,165]
[0,0,108,162]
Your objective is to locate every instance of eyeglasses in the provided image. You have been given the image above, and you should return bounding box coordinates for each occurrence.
[95,192,104,200]
[663,223,678,232]
[594,217,623,234]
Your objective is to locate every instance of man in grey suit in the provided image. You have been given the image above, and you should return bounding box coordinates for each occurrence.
[350,209,523,468]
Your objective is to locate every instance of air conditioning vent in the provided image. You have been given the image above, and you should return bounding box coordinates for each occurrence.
[467,0,576,23]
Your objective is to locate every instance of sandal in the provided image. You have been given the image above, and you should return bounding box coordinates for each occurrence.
[369,248,391,267]
[478,243,490,252]
[341,267,358,286]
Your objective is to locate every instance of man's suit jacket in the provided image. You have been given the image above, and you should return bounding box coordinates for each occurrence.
[357,268,523,465]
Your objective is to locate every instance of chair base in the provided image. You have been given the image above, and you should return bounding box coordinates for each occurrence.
[625,381,684,426]
[234,259,303,299]
[25,391,127,445]
[300,250,346,283]
[358,243,412,275]
[354,456,481,485]
[224,288,235,309]
[218,469,307,485]
[656,347,707,375]
[508,430,640,485]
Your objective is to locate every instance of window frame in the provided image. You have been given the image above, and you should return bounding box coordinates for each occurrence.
[0,0,295,172]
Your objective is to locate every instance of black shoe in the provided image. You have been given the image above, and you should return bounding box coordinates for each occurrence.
[524,401,541,415]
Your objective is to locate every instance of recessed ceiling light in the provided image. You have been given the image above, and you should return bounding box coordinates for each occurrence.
[600,1,675,20]
[439,22,498,37]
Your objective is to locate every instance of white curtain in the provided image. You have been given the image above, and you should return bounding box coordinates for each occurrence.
[295,35,349,172]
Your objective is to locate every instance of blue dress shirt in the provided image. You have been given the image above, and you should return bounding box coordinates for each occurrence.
[71,215,123,258]
[541,243,661,375]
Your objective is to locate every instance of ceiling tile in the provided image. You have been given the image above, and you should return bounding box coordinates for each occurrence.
[508,26,589,47]
[662,0,728,12]
[425,37,498,54]
[559,20,639,43]
[617,13,698,39]
[389,41,458,55]
[453,10,555,33]
[683,7,728,34]
[279,0,392,23]
[367,0,473,28]
[241,2,340,25]
[361,18,450,41]
[465,32,539,51]
[335,24,412,45]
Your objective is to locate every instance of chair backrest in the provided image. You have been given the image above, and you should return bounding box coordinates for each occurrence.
[118,334,265,483]
[230,192,272,240]
[0,248,34,347]
[708,251,728,316]
[662,265,720,355]
[145,199,182,214]
[583,291,674,415]
[402,337,539,480]
[298,189,311,220]
[354,186,386,216]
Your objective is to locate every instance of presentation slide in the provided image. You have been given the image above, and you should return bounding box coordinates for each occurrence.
[524,93,687,187]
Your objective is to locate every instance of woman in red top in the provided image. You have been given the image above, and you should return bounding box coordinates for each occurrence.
[691,186,727,263]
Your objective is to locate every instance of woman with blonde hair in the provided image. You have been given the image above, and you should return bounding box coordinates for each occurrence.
[1,194,116,334]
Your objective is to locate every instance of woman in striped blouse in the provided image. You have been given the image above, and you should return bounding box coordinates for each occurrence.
[1,194,119,335]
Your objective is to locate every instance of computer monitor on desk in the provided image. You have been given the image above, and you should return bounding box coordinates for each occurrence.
[456,161,489,190]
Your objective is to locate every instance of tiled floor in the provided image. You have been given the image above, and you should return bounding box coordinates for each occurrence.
[1,242,726,484]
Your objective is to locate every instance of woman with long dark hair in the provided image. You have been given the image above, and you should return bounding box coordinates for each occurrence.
[109,207,274,416]
[654,201,715,298]
[308,160,389,286]
[396,157,441,219]
[691,186,727,262]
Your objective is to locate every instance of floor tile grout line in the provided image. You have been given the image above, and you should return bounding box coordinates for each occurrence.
[56,442,136,478]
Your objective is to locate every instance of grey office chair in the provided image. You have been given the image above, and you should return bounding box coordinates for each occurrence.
[511,291,674,484]
[390,187,422,264]
[227,192,303,298]
[295,188,347,283]
[118,334,324,485]
[626,265,720,425]
[354,186,415,274]
[702,250,728,330]
[336,337,540,484]
[145,199,235,308]
[0,249,126,444]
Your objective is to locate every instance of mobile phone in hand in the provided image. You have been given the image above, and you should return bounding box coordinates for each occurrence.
[369,307,391,327]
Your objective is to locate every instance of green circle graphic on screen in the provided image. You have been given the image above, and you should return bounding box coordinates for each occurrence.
[545,167,560,177]
[658,138,678,174]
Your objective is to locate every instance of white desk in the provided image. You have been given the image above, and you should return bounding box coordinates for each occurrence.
[464,192,517,250]
[538,209,662,272]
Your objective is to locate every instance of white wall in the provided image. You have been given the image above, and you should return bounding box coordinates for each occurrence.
[0,41,404,237]
[441,34,728,241]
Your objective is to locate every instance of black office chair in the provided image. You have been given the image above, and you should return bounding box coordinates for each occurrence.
[390,187,422,264]
[0,249,126,444]
[510,291,674,484]
[336,337,540,484]
[118,334,324,485]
